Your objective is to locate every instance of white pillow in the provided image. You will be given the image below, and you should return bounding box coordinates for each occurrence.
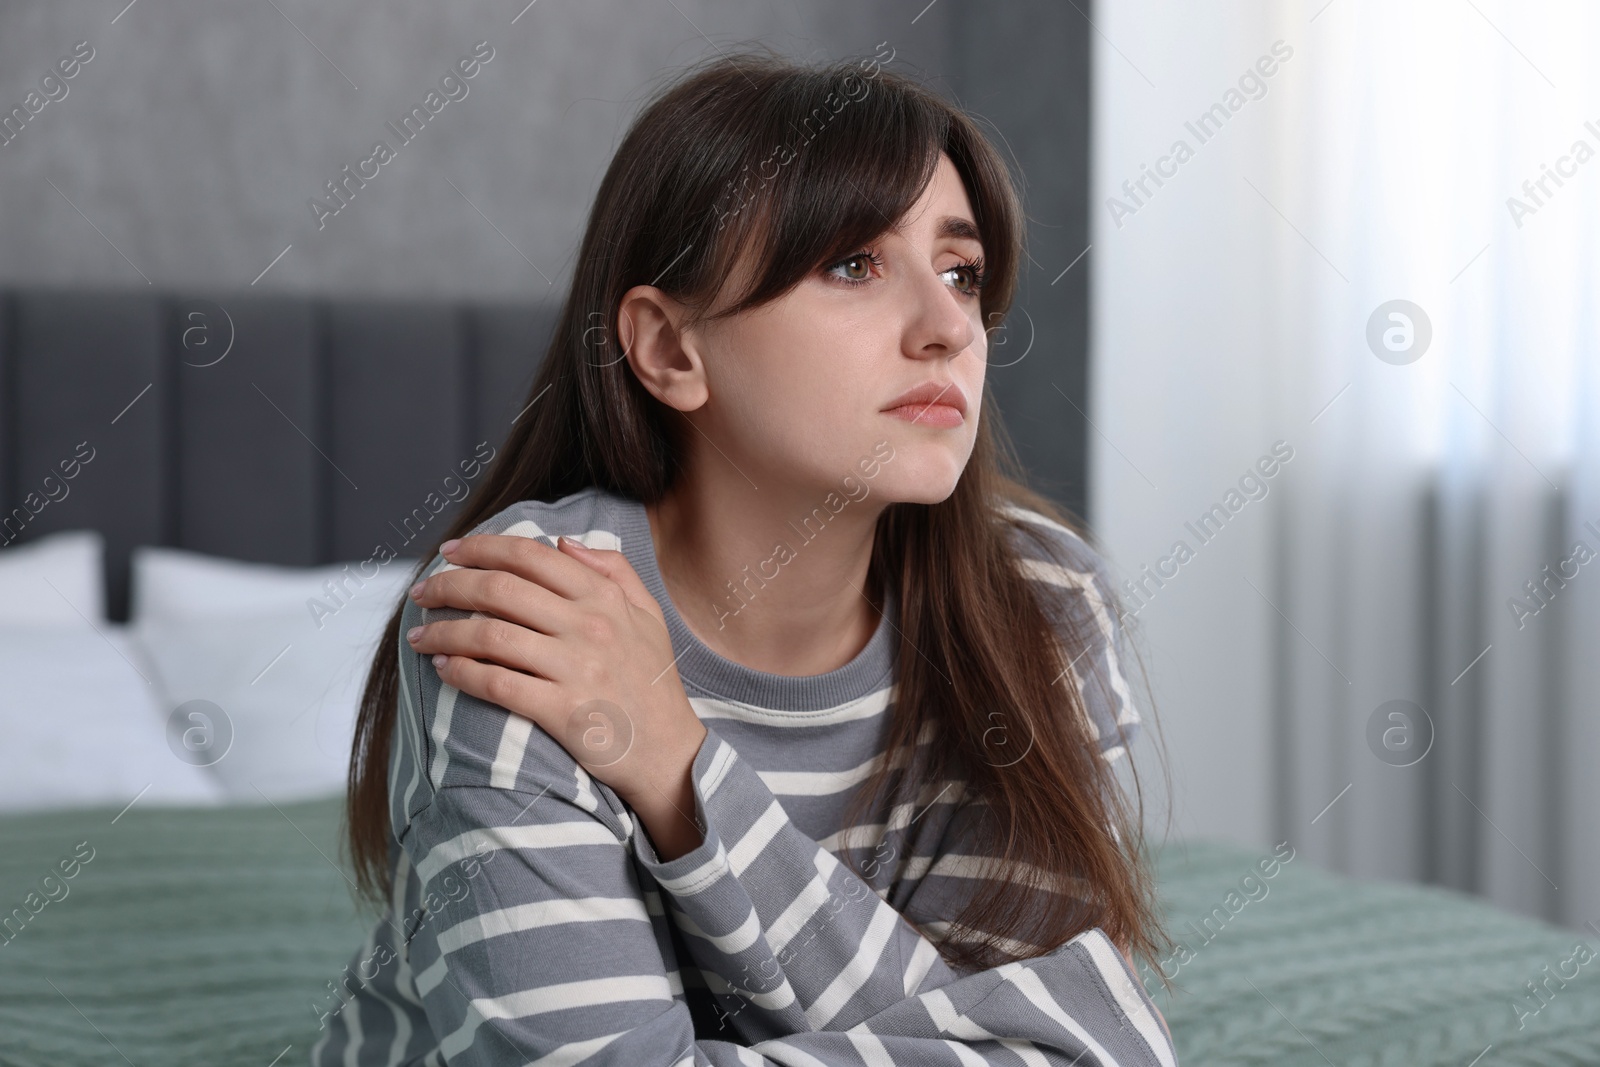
[0,528,105,623]
[129,548,420,802]
[132,545,418,620]
[0,624,226,813]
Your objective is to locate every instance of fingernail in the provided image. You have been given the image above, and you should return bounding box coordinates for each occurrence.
[406,626,423,642]
[409,581,424,600]
[432,654,449,670]
[440,538,461,555]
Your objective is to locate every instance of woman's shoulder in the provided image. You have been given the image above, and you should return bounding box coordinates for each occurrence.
[996,501,1113,598]
[389,484,640,834]
[995,500,1141,762]
[459,484,633,551]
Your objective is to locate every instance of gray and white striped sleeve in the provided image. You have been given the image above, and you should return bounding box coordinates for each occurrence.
[628,725,1179,1066]
[398,714,1176,1065]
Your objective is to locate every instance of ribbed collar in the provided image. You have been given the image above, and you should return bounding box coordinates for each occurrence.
[608,489,896,711]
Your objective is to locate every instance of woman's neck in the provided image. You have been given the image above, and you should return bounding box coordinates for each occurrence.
[644,476,883,678]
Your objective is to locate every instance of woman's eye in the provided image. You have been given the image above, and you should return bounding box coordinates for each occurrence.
[827,252,879,285]
[943,260,987,297]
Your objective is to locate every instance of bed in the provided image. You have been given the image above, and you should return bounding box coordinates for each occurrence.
[3,797,1597,1066]
[2,291,1597,1065]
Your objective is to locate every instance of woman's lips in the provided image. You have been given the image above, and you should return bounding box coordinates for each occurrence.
[882,402,964,428]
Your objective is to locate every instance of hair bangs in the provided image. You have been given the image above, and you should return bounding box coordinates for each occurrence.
[695,64,959,323]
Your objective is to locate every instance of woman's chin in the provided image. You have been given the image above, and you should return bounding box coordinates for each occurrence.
[873,466,965,506]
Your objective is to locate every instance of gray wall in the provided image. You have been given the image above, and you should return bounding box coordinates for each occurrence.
[0,0,1090,518]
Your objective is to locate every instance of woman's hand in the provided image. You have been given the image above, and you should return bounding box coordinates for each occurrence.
[404,533,708,844]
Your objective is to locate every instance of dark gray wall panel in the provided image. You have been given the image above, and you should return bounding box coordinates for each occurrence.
[323,301,468,564]
[470,304,553,449]
[9,292,168,621]
[0,297,11,521]
[172,294,320,567]
[0,292,560,620]
[951,4,1092,522]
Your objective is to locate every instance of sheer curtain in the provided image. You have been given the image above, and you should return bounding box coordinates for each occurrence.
[1092,0,1598,928]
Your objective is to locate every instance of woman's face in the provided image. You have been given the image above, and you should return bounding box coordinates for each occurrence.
[682,152,989,506]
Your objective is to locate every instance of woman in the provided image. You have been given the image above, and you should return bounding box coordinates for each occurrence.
[317,47,1175,1066]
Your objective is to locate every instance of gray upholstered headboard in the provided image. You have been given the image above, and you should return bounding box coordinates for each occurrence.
[0,290,557,622]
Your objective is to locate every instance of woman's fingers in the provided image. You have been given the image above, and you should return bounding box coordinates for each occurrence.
[412,564,576,635]
[429,652,564,731]
[405,530,699,801]
[439,533,603,601]
[408,616,564,682]
[556,538,663,620]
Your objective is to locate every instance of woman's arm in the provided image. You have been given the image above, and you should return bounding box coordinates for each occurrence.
[625,724,1175,1065]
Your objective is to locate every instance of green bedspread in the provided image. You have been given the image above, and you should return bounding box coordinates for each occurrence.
[1,797,1595,1066]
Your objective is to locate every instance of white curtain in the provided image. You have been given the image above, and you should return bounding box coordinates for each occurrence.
[1092,0,1599,929]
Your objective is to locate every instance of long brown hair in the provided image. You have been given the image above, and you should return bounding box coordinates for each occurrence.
[344,45,1171,980]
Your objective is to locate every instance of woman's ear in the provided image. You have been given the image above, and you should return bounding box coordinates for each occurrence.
[616,285,709,414]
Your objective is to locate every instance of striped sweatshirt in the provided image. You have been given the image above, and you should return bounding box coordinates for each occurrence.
[311,485,1173,1066]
